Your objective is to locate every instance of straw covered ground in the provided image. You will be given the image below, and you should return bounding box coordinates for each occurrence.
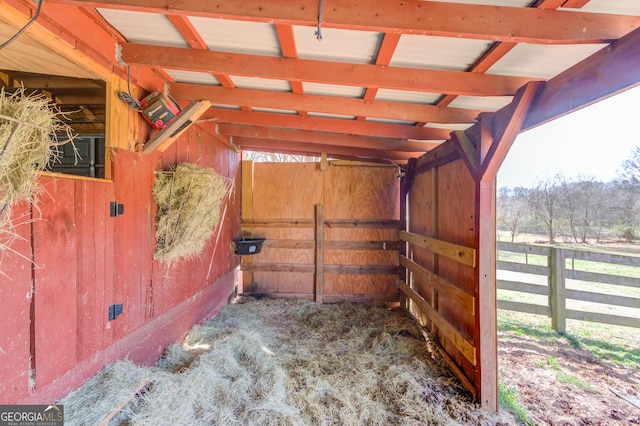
[61,297,514,425]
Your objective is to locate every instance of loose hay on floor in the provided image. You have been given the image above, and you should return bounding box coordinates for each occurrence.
[60,298,515,425]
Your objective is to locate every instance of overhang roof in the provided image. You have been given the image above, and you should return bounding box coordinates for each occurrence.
[18,1,640,161]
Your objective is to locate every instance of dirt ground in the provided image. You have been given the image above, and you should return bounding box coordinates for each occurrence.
[499,329,640,425]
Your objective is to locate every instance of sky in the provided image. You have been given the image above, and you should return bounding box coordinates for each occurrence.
[497,85,640,189]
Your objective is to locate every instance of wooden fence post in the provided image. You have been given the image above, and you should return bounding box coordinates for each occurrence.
[315,204,324,304]
[550,247,566,333]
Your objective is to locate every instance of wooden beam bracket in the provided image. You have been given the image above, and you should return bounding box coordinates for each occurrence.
[452,130,480,179]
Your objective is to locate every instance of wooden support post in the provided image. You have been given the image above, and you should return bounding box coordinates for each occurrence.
[476,178,498,411]
[431,167,439,334]
[550,247,566,333]
[241,160,254,293]
[399,159,416,311]
[315,204,324,304]
[320,152,328,171]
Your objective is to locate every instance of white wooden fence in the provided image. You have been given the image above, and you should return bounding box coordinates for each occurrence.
[497,242,640,331]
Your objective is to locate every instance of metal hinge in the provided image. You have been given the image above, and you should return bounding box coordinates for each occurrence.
[110,201,124,217]
[108,304,123,321]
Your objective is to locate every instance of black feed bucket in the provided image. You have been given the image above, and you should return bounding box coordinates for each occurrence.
[234,238,266,255]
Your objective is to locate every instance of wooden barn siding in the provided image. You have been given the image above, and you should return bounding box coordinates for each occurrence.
[406,154,478,394]
[241,162,400,302]
[0,202,33,403]
[0,125,240,404]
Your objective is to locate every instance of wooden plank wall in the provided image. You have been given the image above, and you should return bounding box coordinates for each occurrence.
[403,150,479,396]
[241,161,400,303]
[0,202,33,402]
[0,123,240,404]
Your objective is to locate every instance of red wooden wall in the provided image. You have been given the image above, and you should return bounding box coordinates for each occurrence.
[0,124,240,404]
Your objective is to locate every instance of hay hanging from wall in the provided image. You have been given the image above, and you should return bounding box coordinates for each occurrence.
[0,88,74,258]
[153,163,232,265]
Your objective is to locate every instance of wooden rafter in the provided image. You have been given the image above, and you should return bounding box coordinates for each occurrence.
[524,25,640,131]
[436,0,586,108]
[362,33,401,104]
[170,83,481,123]
[120,43,532,97]
[216,124,438,153]
[200,108,452,140]
[233,137,418,162]
[47,0,639,44]
[561,0,592,8]
[166,15,207,49]
[165,15,250,111]
[275,23,305,113]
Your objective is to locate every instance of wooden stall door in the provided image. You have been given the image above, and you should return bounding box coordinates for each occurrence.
[240,161,400,303]
[32,177,115,389]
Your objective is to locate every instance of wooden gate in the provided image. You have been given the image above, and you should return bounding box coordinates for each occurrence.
[240,160,400,303]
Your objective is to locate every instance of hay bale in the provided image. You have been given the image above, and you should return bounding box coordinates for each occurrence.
[61,298,516,425]
[0,88,74,261]
[153,163,231,265]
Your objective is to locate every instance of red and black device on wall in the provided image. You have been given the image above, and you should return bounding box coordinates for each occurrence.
[140,92,181,130]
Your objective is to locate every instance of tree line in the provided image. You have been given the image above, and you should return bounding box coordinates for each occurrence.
[497,146,640,244]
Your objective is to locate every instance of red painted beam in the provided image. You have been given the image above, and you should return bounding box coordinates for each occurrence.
[167,15,207,49]
[234,136,418,162]
[524,25,640,130]
[200,108,452,140]
[171,83,482,123]
[48,0,640,44]
[120,43,533,97]
[362,33,402,109]
[217,123,439,152]
[561,0,592,8]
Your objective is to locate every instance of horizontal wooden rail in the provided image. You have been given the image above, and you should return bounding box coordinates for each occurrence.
[263,240,315,249]
[241,263,397,275]
[497,280,548,296]
[565,288,640,309]
[497,241,551,256]
[262,239,399,250]
[326,265,398,275]
[401,256,475,314]
[326,240,399,250]
[496,260,549,276]
[325,219,400,228]
[497,300,550,316]
[399,231,476,268]
[565,249,640,267]
[400,281,476,366]
[241,263,315,273]
[565,269,640,289]
[566,309,640,328]
[242,219,314,228]
[242,219,400,229]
